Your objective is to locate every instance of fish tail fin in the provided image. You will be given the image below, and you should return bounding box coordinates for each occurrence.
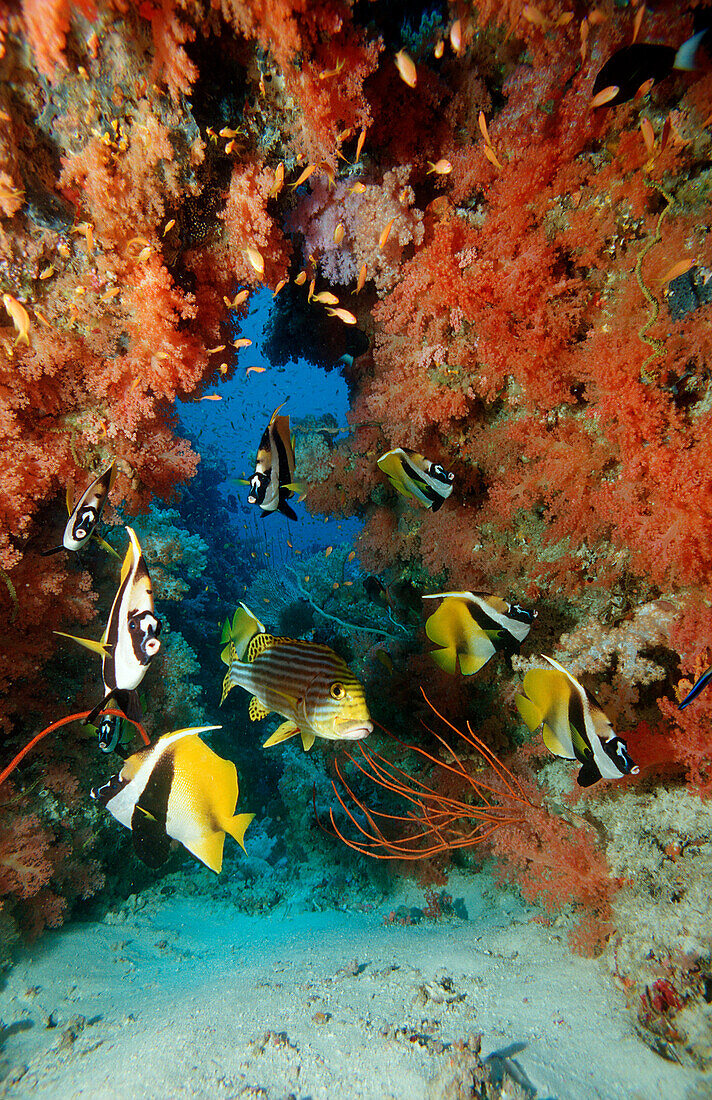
[226,812,254,852]
[92,533,120,559]
[229,603,265,661]
[54,630,110,658]
[674,28,709,71]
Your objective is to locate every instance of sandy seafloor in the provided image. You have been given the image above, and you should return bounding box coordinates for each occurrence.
[0,873,708,1100]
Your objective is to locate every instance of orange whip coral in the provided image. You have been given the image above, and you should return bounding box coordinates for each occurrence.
[324,688,532,859]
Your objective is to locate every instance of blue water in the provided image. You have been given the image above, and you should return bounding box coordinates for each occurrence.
[176,287,361,553]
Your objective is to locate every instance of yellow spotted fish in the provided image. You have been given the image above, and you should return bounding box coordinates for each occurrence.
[221,605,372,751]
[91,726,254,872]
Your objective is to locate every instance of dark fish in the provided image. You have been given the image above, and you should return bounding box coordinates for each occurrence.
[42,461,118,557]
[424,591,536,674]
[56,527,162,724]
[592,28,710,108]
[377,448,454,511]
[515,656,639,787]
[248,402,298,520]
[91,726,253,871]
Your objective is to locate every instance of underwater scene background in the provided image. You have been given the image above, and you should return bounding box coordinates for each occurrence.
[0,0,711,1096]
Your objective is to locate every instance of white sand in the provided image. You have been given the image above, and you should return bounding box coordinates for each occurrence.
[0,876,705,1100]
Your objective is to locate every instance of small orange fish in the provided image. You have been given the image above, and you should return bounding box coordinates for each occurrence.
[589,85,619,109]
[270,163,285,198]
[326,307,357,325]
[2,294,30,345]
[523,5,548,28]
[348,182,366,195]
[219,127,239,138]
[291,164,317,189]
[355,129,366,163]
[333,223,345,245]
[199,394,222,401]
[450,18,462,51]
[246,366,266,375]
[379,218,396,249]
[395,50,416,87]
[347,550,356,561]
[427,159,452,175]
[661,258,695,285]
[325,546,333,557]
[100,288,120,302]
[163,219,175,235]
[434,39,444,59]
[233,338,252,349]
[356,264,367,293]
[640,117,655,155]
[295,270,307,286]
[39,266,55,280]
[206,345,226,354]
[245,248,265,277]
[483,146,504,170]
[632,4,645,43]
[273,280,287,297]
[313,291,340,305]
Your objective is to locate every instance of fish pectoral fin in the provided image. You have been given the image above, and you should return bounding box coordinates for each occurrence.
[54,630,111,658]
[130,805,171,868]
[220,642,234,666]
[226,812,254,852]
[92,533,121,559]
[300,730,316,751]
[263,721,300,747]
[248,696,271,722]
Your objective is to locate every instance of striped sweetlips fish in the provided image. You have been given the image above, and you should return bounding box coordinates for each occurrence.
[220,604,372,751]
[43,460,119,558]
[56,526,162,725]
[377,448,454,511]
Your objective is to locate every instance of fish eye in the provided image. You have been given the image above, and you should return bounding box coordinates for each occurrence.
[329,682,346,700]
[129,619,138,631]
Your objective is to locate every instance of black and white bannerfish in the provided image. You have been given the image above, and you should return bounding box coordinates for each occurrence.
[42,461,119,557]
[248,402,298,520]
[91,726,254,872]
[515,656,639,788]
[56,527,162,725]
[424,591,537,675]
[376,448,454,511]
[221,604,373,751]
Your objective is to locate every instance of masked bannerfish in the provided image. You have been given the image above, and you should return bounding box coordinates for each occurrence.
[248,402,298,520]
[91,726,254,871]
[678,666,712,710]
[221,604,372,751]
[377,448,454,511]
[424,591,536,675]
[43,461,119,557]
[56,527,162,724]
[515,656,639,788]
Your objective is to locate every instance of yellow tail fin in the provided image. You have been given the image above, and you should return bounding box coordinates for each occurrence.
[226,812,254,852]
